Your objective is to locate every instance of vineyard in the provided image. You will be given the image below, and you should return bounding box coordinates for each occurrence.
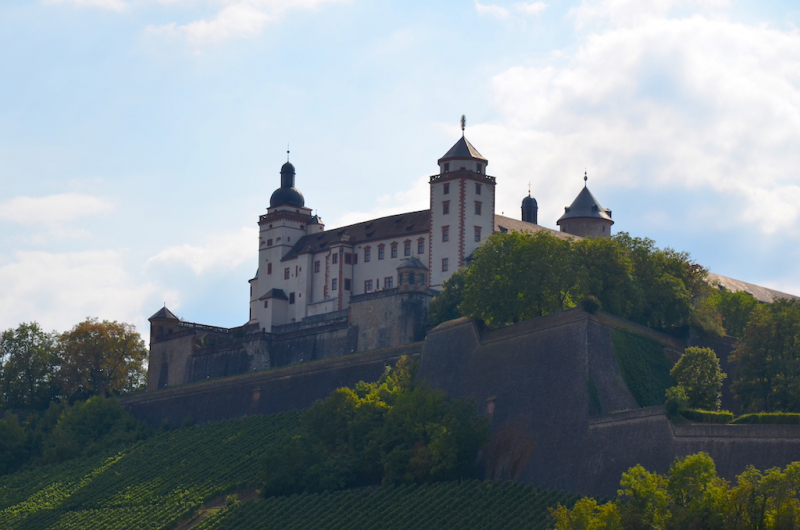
[197,480,580,530]
[0,411,578,529]
[0,412,300,530]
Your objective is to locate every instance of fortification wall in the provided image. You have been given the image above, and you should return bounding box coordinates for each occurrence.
[349,290,433,352]
[418,309,800,497]
[124,343,422,428]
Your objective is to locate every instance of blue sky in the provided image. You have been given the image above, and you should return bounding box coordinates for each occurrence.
[1,0,800,336]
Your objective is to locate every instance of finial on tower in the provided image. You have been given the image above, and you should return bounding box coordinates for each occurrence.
[528,181,531,195]
[584,169,588,187]
[460,115,466,137]
[287,143,290,162]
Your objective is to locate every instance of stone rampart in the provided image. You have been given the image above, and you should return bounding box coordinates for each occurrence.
[124,342,422,428]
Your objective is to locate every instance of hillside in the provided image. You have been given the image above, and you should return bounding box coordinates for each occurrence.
[0,412,578,530]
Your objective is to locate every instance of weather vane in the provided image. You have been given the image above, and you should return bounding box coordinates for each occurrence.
[461,115,466,136]
[584,169,588,187]
[287,143,290,162]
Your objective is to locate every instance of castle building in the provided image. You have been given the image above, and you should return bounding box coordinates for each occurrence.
[556,172,614,238]
[247,127,592,333]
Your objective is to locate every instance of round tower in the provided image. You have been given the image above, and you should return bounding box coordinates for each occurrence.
[521,194,538,224]
[556,172,613,238]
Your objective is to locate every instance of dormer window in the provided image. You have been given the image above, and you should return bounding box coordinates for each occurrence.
[444,163,450,172]
[477,164,482,174]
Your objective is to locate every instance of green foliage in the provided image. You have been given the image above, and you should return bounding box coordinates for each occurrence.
[427,268,467,327]
[0,412,300,530]
[611,329,675,407]
[0,323,59,410]
[670,347,725,411]
[730,412,800,424]
[454,230,706,331]
[679,409,733,424]
[0,414,26,475]
[198,480,581,530]
[58,318,148,400]
[552,452,800,530]
[258,356,490,496]
[705,289,760,339]
[664,386,689,419]
[730,299,800,412]
[461,230,576,326]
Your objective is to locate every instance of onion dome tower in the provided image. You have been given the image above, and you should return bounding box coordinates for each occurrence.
[521,190,538,224]
[270,161,305,208]
[557,172,613,238]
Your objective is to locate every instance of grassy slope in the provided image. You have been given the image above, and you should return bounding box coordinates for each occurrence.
[0,412,578,530]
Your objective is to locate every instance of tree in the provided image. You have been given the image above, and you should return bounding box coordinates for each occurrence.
[428,268,467,327]
[573,236,636,319]
[460,230,576,326]
[58,318,148,399]
[705,289,760,339]
[730,299,800,412]
[0,322,59,409]
[670,347,726,411]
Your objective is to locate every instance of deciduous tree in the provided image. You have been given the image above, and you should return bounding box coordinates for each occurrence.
[0,322,59,409]
[670,347,726,411]
[58,318,147,399]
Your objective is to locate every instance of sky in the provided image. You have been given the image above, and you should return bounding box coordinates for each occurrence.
[1,0,800,337]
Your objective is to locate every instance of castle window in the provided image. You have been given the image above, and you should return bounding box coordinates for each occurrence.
[442,258,448,272]
[476,183,481,194]
[332,279,338,290]
[284,268,290,279]
[404,242,411,256]
[378,246,385,260]
[332,254,338,264]
[264,301,268,308]
[314,261,320,273]
[364,248,371,262]
[289,292,295,304]
[444,182,450,194]
[344,279,351,291]
[442,226,449,242]
[365,279,373,292]
[475,201,482,215]
[267,239,273,246]
[409,272,415,285]
[444,163,450,173]
[268,263,272,275]
[418,239,424,254]
[475,227,482,242]
[384,277,393,289]
[442,201,450,215]
[345,253,352,265]
[391,243,398,258]
[477,165,483,175]
[420,274,425,285]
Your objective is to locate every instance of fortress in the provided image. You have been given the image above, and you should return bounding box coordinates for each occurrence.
[131,125,800,497]
[146,124,618,390]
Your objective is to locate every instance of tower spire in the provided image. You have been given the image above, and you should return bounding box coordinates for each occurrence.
[460,115,466,137]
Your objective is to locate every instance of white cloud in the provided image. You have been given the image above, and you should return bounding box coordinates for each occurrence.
[569,0,729,30]
[146,226,257,275]
[515,2,546,15]
[475,1,510,19]
[333,176,430,228]
[0,250,158,334]
[0,193,113,225]
[44,0,129,12]
[145,0,349,44]
[484,14,800,236]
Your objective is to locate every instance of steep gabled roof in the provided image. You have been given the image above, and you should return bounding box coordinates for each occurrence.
[438,136,487,162]
[149,306,179,321]
[557,187,613,223]
[494,215,577,240]
[282,210,430,261]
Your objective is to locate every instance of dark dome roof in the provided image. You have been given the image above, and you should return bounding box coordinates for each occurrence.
[522,195,537,206]
[270,187,305,208]
[281,161,295,175]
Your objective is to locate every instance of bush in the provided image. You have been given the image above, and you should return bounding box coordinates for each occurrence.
[581,296,602,315]
[670,347,725,411]
[680,409,733,424]
[665,386,689,419]
[730,412,800,424]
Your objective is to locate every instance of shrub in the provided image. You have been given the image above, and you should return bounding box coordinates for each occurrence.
[680,409,733,424]
[665,386,689,419]
[670,347,725,411]
[581,296,602,315]
[730,412,800,425]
